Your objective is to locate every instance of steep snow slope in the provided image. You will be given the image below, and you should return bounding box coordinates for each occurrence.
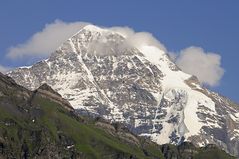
[8,24,239,157]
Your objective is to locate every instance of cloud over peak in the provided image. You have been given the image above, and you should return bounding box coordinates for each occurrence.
[5,20,224,86]
[7,20,89,59]
[0,65,11,74]
[109,27,167,52]
[175,46,224,87]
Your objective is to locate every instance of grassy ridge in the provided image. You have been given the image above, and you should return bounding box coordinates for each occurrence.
[0,73,235,158]
[0,93,164,159]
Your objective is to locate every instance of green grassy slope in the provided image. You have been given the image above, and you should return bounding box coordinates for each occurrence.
[33,96,164,159]
[0,72,235,159]
[0,83,163,158]
[161,142,235,159]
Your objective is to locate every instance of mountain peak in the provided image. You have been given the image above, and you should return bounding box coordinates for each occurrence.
[70,24,111,40]
[82,24,105,32]
[7,24,239,157]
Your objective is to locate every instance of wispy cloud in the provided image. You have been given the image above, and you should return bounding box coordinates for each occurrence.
[5,20,225,86]
[0,65,12,74]
[174,46,224,87]
[6,20,89,59]
[111,27,224,86]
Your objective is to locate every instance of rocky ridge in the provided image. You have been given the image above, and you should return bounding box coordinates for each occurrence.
[7,25,239,157]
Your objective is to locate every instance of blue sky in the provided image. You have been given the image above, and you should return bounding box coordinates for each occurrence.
[0,0,239,102]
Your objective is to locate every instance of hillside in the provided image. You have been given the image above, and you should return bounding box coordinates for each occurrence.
[8,24,239,157]
[0,72,163,158]
[0,72,235,158]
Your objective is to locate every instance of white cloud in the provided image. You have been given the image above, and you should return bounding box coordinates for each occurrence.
[175,46,224,87]
[7,20,89,59]
[109,26,135,38]
[5,20,224,86]
[86,26,167,56]
[109,27,167,52]
[6,20,166,59]
[0,65,12,74]
[112,27,224,87]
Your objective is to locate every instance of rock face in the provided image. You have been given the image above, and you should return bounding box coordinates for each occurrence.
[8,25,239,157]
[35,83,73,111]
[161,142,235,159]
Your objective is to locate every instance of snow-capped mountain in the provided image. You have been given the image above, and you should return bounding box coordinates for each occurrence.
[8,25,239,157]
